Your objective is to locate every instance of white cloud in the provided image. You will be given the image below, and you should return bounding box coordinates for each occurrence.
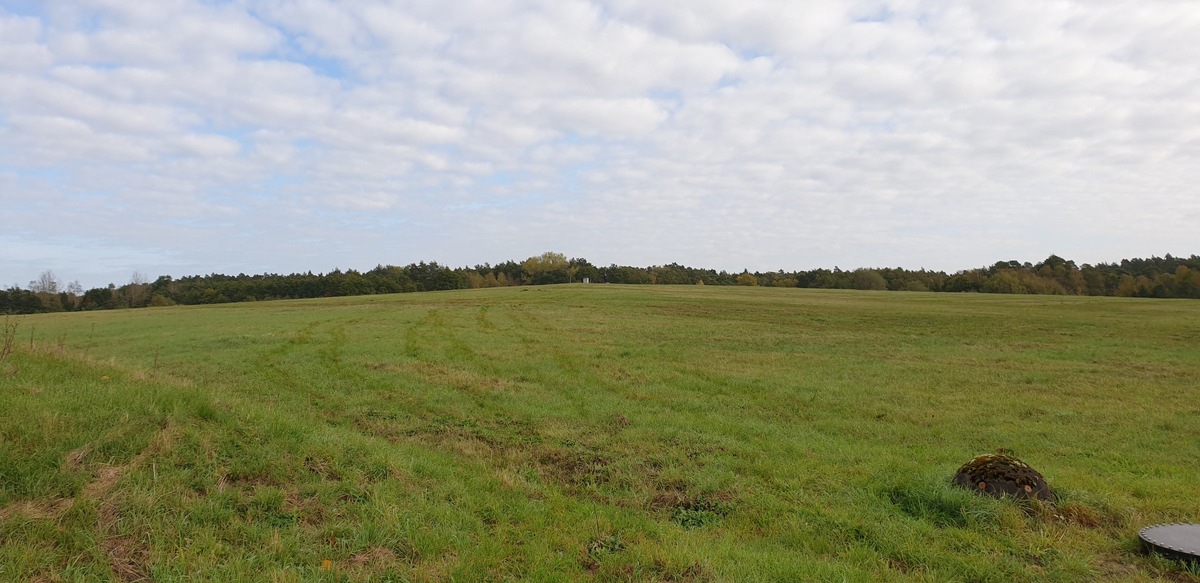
[538,97,667,137]
[0,13,52,72]
[173,134,242,158]
[1,1,1199,288]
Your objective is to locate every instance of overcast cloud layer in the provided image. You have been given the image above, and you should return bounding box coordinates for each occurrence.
[2,0,1198,288]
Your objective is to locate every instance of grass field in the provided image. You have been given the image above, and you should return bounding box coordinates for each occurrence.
[2,285,1199,582]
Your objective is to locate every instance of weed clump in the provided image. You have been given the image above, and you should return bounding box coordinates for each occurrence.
[1,316,17,362]
[952,454,1054,502]
[651,483,733,529]
[587,533,626,557]
[671,498,729,529]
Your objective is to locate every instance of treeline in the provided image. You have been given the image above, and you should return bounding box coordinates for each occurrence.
[4,253,1200,314]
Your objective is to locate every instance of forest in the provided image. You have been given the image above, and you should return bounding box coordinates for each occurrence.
[4,253,1200,314]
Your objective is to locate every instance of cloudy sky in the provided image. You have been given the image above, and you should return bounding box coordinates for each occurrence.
[2,0,1198,288]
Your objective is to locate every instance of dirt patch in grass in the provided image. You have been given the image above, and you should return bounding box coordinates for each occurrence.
[2,428,170,580]
[0,498,75,521]
[79,425,177,582]
[1049,500,1129,532]
[647,477,688,506]
[399,415,614,493]
[289,492,331,527]
[1170,574,1200,583]
[83,465,125,499]
[226,470,286,487]
[348,546,401,570]
[649,480,730,510]
[662,561,712,582]
[63,446,90,471]
[536,448,611,488]
[103,535,151,582]
[86,467,150,582]
[583,556,703,582]
[385,412,544,462]
[348,546,397,566]
[366,361,511,394]
[304,455,342,481]
[1053,502,1102,527]
[84,467,151,582]
[412,551,459,582]
[1096,559,1139,578]
[886,557,913,573]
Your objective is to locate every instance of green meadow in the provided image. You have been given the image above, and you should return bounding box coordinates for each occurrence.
[2,285,1198,582]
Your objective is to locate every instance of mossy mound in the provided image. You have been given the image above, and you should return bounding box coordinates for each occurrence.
[952,454,1054,501]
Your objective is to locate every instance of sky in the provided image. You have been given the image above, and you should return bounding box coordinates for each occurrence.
[2,0,1199,289]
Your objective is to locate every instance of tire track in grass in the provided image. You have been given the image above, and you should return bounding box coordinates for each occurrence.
[259,317,354,377]
[436,307,478,362]
[0,425,180,582]
[91,467,148,583]
[498,302,539,346]
[402,309,431,358]
[316,323,347,370]
[250,318,377,425]
[404,307,478,363]
[361,306,510,447]
[476,305,497,332]
[253,319,323,393]
[505,300,623,418]
[359,304,635,505]
[359,299,743,542]
[91,424,182,582]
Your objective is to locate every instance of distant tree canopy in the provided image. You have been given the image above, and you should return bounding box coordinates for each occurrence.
[4,253,1199,314]
[521,251,573,285]
[736,273,759,286]
[851,269,888,291]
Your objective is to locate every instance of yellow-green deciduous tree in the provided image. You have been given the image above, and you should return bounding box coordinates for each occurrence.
[522,252,573,284]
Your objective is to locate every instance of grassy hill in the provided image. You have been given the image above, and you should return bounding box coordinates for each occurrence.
[2,285,1198,582]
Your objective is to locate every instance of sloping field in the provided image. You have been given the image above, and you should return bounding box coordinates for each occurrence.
[2,285,1198,582]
